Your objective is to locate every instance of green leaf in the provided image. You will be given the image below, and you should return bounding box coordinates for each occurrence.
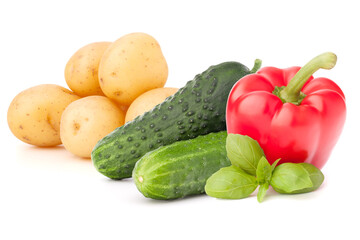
[255,158,281,202]
[226,134,265,176]
[271,158,281,172]
[256,156,272,184]
[257,183,269,203]
[205,166,258,199]
[290,163,324,194]
[270,163,313,194]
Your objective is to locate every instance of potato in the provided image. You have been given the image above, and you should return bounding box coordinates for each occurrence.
[7,84,80,147]
[65,42,111,97]
[125,87,178,123]
[99,32,168,106]
[60,96,125,158]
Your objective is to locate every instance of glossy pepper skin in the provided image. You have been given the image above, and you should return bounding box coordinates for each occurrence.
[226,53,346,169]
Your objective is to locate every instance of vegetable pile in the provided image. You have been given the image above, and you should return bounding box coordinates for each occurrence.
[8,32,346,203]
[92,60,261,179]
[8,32,176,158]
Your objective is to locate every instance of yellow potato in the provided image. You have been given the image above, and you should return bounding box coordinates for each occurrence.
[99,32,168,106]
[125,87,178,123]
[60,96,125,158]
[7,84,80,147]
[65,42,111,97]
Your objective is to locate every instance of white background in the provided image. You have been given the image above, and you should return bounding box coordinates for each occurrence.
[1,0,359,239]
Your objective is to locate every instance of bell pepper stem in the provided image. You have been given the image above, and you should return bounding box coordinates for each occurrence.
[279,52,337,104]
[250,59,262,73]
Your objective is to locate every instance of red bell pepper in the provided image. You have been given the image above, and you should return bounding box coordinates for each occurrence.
[226,52,346,169]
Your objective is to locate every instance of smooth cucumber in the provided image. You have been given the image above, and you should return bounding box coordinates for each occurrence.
[133,131,230,200]
[92,60,261,179]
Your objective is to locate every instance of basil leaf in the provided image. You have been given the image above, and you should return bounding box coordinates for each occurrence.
[205,166,258,199]
[270,163,313,194]
[257,183,269,203]
[226,134,265,176]
[256,156,272,184]
[290,163,324,194]
[271,158,281,172]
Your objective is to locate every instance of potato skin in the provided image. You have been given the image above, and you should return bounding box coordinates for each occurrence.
[125,87,178,123]
[60,96,125,158]
[65,42,111,97]
[7,84,80,147]
[99,32,168,106]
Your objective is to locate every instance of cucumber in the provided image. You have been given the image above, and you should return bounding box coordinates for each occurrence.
[133,131,230,200]
[92,60,261,179]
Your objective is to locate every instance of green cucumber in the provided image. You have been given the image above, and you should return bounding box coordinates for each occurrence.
[92,59,261,179]
[133,131,230,200]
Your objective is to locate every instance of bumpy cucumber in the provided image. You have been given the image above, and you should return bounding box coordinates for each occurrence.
[92,60,261,179]
[133,131,230,200]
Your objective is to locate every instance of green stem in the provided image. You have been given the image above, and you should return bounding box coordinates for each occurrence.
[250,59,262,73]
[257,183,269,203]
[279,52,337,104]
